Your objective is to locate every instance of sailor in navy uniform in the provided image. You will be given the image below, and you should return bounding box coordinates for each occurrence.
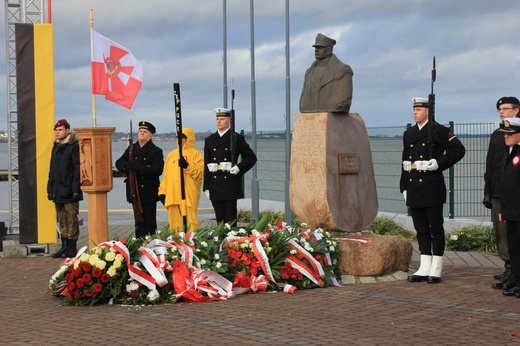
[116,121,164,238]
[400,98,465,283]
[203,108,257,225]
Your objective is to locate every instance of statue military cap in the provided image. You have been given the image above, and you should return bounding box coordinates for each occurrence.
[499,118,520,134]
[139,121,156,134]
[496,96,520,110]
[214,107,231,117]
[412,97,429,108]
[312,33,336,47]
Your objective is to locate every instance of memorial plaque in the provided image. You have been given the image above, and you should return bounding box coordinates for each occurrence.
[338,154,359,174]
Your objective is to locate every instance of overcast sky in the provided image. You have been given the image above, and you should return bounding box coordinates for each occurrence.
[1,0,520,134]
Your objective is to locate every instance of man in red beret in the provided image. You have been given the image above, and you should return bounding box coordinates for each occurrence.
[47,119,83,258]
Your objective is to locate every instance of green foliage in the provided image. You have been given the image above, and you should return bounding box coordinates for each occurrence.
[446,225,496,252]
[237,209,285,224]
[368,216,416,240]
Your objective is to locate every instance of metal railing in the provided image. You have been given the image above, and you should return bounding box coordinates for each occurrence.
[242,121,497,219]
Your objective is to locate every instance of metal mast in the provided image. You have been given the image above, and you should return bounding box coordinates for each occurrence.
[4,0,44,234]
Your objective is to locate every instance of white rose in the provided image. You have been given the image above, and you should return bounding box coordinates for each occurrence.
[214,254,220,260]
[147,289,160,302]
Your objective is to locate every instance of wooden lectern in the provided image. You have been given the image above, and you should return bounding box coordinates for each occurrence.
[74,127,115,248]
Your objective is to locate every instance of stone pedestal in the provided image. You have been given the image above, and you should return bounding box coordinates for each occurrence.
[336,235,413,276]
[74,127,115,248]
[290,112,378,232]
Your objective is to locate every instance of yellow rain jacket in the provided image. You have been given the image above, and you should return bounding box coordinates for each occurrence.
[159,128,204,231]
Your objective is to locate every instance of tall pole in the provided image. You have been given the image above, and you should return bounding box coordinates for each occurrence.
[250,0,259,222]
[222,0,228,108]
[284,0,293,224]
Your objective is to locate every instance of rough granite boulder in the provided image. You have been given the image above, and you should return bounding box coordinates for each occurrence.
[336,235,412,277]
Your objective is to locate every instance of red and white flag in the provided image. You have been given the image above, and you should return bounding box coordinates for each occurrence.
[91,30,142,109]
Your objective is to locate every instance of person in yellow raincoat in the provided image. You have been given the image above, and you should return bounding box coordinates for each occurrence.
[159,128,204,232]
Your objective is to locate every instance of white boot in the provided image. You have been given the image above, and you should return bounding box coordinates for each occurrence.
[428,255,443,283]
[408,255,432,282]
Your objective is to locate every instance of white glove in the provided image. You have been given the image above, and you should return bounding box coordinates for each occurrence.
[205,190,210,199]
[207,163,218,173]
[403,190,407,202]
[230,165,240,175]
[426,159,439,171]
[414,160,428,172]
[402,161,412,172]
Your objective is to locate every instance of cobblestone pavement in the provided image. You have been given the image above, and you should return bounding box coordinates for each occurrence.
[1,218,520,345]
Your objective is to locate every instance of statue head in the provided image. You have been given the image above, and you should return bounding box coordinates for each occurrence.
[312,33,336,60]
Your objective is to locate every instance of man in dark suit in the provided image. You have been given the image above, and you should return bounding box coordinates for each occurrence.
[116,121,164,238]
[498,117,520,297]
[486,97,520,289]
[203,108,257,225]
[400,98,465,284]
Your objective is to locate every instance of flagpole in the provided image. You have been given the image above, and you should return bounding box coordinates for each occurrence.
[89,8,97,127]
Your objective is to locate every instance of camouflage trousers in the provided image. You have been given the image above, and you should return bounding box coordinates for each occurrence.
[55,201,79,240]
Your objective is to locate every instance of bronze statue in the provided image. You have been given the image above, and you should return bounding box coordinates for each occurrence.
[299,33,353,114]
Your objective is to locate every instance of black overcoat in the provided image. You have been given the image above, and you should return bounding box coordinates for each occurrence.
[115,140,164,204]
[500,144,520,222]
[203,130,257,201]
[399,122,465,208]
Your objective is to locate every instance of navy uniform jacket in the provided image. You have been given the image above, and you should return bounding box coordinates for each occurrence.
[399,122,465,208]
[115,140,164,204]
[501,145,520,222]
[203,130,257,201]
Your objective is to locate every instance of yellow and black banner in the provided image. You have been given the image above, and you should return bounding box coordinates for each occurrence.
[15,23,57,244]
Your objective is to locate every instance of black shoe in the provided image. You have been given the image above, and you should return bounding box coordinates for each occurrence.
[503,284,520,296]
[51,238,68,258]
[492,281,504,289]
[502,276,518,291]
[427,276,441,284]
[408,275,428,282]
[516,290,520,298]
[494,272,503,280]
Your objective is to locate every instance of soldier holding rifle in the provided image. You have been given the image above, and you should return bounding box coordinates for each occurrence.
[203,108,257,226]
[116,121,164,238]
[400,97,465,284]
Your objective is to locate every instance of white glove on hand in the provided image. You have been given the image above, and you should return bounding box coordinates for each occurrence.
[204,190,210,199]
[229,165,240,175]
[402,161,412,172]
[426,159,439,171]
[415,160,428,172]
[403,190,407,202]
[207,163,218,173]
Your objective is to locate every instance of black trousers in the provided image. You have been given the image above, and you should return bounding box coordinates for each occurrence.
[135,202,157,238]
[211,200,238,226]
[410,205,445,256]
[506,221,520,277]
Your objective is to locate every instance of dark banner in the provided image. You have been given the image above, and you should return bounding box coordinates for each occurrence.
[15,23,56,244]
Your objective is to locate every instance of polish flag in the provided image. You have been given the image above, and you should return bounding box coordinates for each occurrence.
[91,30,142,109]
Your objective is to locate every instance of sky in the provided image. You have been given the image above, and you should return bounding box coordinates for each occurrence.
[2,0,520,134]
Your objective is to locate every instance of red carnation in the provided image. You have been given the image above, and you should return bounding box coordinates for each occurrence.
[101,274,110,283]
[130,290,140,298]
[76,278,85,288]
[73,291,80,300]
[67,282,76,291]
[82,273,92,284]
[94,283,103,293]
[85,289,94,297]
[92,267,102,278]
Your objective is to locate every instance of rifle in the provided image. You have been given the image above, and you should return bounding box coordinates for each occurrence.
[128,120,144,224]
[173,83,188,231]
[428,56,436,159]
[230,82,236,166]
